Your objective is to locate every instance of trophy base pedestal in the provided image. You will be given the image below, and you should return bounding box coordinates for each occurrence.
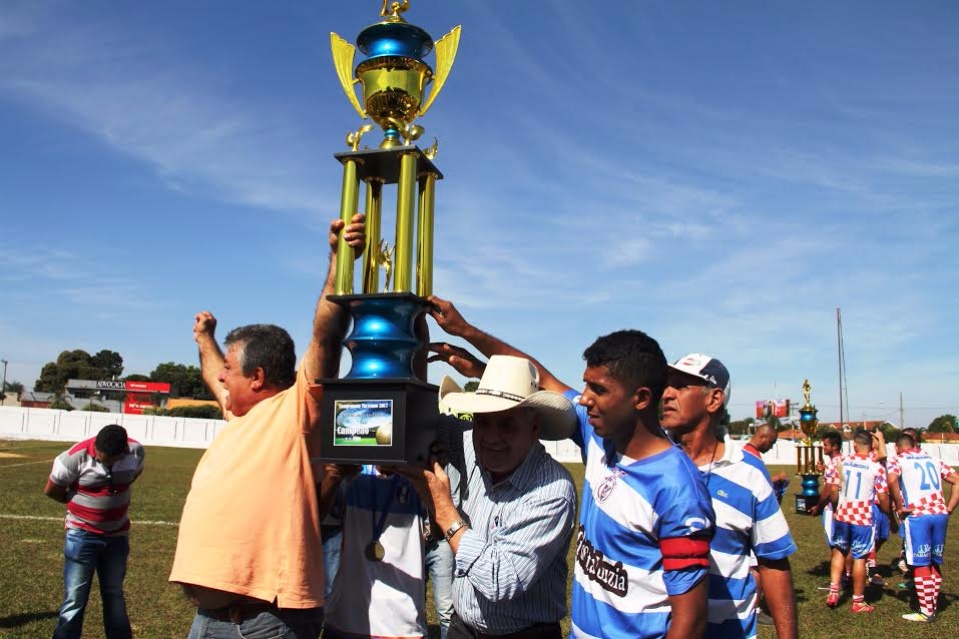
[794,493,820,515]
[317,377,438,465]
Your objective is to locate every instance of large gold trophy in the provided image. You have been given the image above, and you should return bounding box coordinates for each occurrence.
[319,1,461,464]
[794,379,824,513]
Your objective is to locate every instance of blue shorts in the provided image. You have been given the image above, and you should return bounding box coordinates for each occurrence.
[904,513,948,567]
[872,504,889,542]
[831,520,875,559]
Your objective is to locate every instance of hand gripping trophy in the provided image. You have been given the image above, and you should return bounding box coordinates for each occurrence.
[320,2,461,464]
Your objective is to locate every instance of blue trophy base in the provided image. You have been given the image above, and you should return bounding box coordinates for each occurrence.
[317,293,438,464]
[794,473,821,514]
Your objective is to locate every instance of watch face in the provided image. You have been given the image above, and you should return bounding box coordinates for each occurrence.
[445,520,466,541]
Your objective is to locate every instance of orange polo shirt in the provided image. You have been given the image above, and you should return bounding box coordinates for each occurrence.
[170,363,325,608]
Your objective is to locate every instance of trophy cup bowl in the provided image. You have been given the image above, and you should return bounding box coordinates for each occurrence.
[357,56,432,135]
[355,18,435,139]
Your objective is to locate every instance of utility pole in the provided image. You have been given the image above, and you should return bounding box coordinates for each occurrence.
[900,392,904,431]
[837,308,844,430]
[0,359,7,406]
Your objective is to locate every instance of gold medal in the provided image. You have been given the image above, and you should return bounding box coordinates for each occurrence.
[365,539,385,562]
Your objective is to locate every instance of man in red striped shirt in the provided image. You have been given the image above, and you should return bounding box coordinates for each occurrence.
[44,423,145,639]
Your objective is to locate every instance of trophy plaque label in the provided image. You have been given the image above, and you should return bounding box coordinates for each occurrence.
[333,399,394,447]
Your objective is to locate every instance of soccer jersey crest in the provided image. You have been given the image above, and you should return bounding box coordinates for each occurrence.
[596,469,626,504]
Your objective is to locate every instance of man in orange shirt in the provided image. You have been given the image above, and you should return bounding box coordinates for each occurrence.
[170,215,364,639]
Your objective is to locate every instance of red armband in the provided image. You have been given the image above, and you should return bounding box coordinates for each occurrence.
[660,535,710,571]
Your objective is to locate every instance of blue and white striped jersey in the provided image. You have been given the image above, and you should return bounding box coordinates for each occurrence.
[566,391,716,639]
[701,438,796,639]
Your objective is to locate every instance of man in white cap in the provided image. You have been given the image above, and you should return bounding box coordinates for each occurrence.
[411,354,577,639]
[662,353,797,639]
[425,297,715,639]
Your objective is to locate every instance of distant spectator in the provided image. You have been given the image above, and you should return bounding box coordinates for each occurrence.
[45,424,145,639]
[744,423,778,458]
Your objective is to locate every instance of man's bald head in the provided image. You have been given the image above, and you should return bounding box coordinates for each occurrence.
[750,423,779,453]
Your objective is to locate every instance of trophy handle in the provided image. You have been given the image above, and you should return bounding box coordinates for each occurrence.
[418,25,461,116]
[330,32,367,119]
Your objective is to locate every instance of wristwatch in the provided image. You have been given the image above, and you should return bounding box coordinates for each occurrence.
[444,519,469,542]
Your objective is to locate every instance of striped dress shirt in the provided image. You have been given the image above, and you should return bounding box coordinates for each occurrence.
[440,417,577,634]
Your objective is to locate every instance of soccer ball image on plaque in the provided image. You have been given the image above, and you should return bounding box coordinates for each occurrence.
[334,399,394,447]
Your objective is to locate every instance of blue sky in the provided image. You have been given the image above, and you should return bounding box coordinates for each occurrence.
[1,1,956,428]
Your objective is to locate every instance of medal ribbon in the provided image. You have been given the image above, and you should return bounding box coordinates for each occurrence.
[370,473,400,544]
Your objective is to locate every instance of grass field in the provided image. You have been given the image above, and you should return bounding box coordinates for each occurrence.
[1,439,957,638]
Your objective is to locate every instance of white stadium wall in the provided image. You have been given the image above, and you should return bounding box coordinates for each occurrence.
[2,406,958,466]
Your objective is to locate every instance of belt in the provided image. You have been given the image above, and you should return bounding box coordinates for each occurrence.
[452,614,561,639]
[202,601,279,624]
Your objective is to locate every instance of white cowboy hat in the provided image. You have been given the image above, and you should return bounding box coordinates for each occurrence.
[439,355,577,441]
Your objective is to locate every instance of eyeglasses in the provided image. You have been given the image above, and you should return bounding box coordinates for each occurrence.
[103,469,118,496]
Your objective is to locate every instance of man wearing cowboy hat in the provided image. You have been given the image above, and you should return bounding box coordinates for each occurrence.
[411,354,577,639]
[425,296,715,639]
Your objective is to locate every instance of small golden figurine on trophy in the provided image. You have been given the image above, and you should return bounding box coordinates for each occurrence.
[381,0,410,19]
[378,240,396,291]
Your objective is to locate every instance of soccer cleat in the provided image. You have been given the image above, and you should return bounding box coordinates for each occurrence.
[851,601,875,613]
[826,592,840,608]
[869,573,887,587]
[902,612,935,623]
[897,559,908,573]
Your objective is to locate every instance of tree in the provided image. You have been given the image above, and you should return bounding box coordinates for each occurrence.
[145,405,224,419]
[879,422,901,442]
[3,380,24,394]
[169,404,223,419]
[91,350,124,379]
[79,402,110,413]
[728,417,754,437]
[123,374,151,382]
[49,395,74,411]
[34,349,125,393]
[927,414,958,433]
[150,362,213,399]
[463,381,480,393]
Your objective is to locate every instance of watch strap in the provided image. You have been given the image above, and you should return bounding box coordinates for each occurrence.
[444,519,469,542]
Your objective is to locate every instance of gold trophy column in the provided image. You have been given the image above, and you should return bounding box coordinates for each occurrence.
[393,151,419,292]
[362,179,384,293]
[334,159,361,294]
[416,171,437,297]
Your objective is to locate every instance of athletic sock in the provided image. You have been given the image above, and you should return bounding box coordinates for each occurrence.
[914,566,934,617]
[929,565,943,615]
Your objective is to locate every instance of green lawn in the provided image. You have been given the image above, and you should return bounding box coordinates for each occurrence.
[1,440,956,638]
